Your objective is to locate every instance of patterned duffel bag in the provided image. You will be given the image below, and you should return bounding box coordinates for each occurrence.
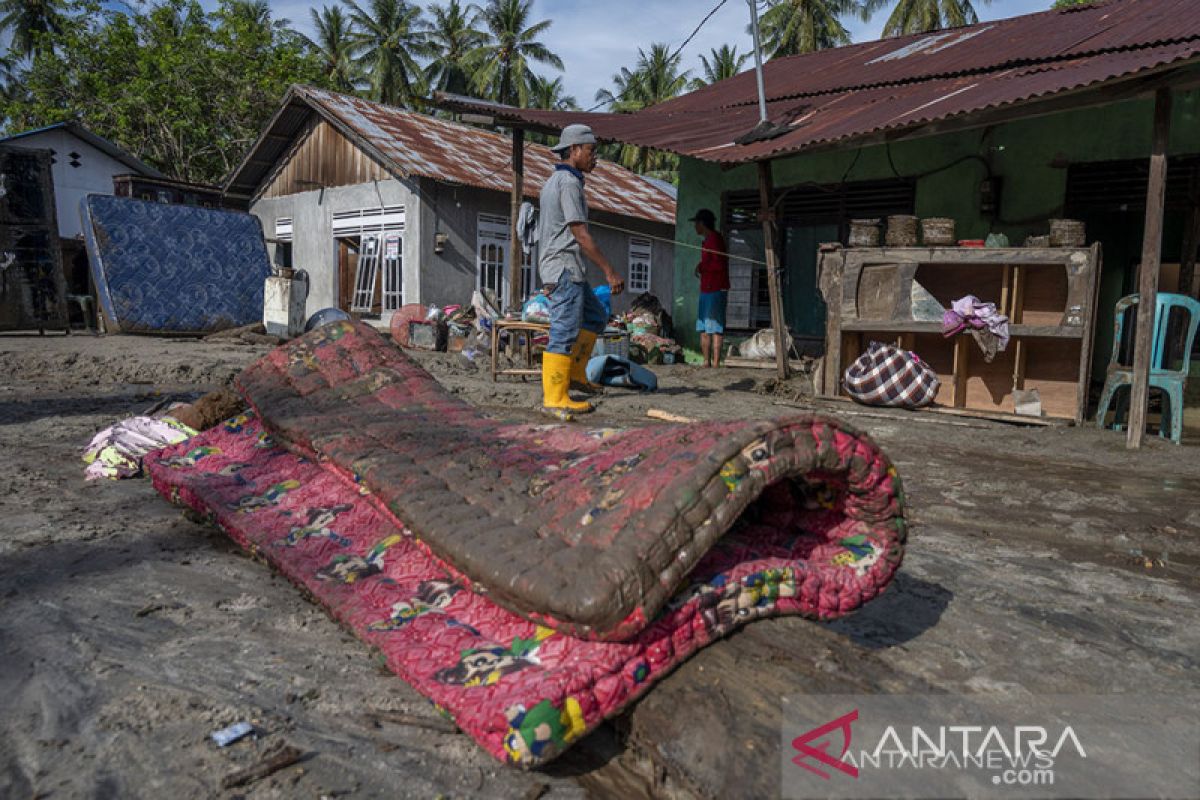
[843,341,940,409]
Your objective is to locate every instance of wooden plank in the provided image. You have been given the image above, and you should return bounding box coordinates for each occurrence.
[951,337,969,408]
[1076,243,1103,425]
[842,320,1082,338]
[757,161,790,379]
[1010,264,1027,393]
[509,128,525,312]
[816,250,844,396]
[1128,88,1172,449]
[724,356,809,371]
[811,394,1064,426]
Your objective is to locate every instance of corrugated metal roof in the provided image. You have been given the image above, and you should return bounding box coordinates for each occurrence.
[435,0,1200,164]
[226,87,675,225]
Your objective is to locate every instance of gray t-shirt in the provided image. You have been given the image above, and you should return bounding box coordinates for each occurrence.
[537,167,588,283]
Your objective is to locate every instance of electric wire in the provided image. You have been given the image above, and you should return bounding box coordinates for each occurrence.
[583,0,732,113]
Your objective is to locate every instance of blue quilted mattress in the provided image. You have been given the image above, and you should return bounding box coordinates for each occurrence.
[81,195,270,334]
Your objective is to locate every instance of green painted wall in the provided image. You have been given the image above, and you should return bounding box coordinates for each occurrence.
[671,86,1200,377]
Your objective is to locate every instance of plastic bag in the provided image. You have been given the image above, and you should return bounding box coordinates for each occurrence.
[521,294,551,324]
[738,328,793,360]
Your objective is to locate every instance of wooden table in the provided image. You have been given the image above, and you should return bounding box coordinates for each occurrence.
[490,319,549,382]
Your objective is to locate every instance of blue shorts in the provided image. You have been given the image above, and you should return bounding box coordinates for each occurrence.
[696,291,728,335]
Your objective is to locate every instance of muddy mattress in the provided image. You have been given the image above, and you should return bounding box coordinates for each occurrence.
[147,319,907,766]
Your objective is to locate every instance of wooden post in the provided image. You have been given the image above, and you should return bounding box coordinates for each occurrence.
[756,160,790,380]
[1127,88,1172,449]
[509,127,525,312]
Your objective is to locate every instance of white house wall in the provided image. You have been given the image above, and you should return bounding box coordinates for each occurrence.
[251,178,421,321]
[6,129,137,239]
[251,175,675,324]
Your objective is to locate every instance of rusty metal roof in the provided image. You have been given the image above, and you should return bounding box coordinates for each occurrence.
[225,86,675,225]
[436,0,1200,164]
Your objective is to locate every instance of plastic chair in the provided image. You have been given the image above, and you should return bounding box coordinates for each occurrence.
[1096,292,1200,443]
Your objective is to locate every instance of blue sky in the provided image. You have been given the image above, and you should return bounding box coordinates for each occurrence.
[9,1,1056,105]
[257,0,1056,107]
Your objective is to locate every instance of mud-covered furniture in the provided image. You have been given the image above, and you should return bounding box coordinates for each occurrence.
[0,146,69,333]
[817,244,1102,424]
[490,319,548,381]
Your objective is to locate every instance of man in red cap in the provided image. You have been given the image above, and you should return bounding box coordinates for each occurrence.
[691,208,729,368]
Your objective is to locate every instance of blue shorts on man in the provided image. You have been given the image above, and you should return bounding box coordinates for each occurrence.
[696,290,728,335]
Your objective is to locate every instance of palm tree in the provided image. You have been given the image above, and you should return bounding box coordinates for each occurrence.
[691,44,749,89]
[757,0,862,58]
[467,0,563,108]
[304,5,362,92]
[527,74,576,110]
[863,0,990,37]
[423,0,484,96]
[0,0,66,59]
[594,43,689,176]
[346,0,429,107]
[594,43,689,112]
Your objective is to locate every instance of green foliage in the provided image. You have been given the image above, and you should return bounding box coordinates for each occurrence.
[345,0,429,107]
[1051,0,1093,8]
[0,0,66,58]
[423,0,485,97]
[691,44,750,89]
[0,0,327,182]
[863,0,991,37]
[304,5,363,92]
[593,43,689,180]
[758,0,862,58]
[466,0,563,108]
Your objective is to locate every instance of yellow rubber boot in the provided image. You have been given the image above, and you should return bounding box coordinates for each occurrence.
[542,352,592,420]
[570,330,603,395]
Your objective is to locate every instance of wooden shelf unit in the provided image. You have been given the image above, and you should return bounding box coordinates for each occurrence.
[816,245,1102,424]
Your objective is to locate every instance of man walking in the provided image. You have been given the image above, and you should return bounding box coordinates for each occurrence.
[691,208,729,367]
[537,124,624,419]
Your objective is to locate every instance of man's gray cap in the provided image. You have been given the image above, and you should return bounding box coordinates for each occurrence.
[551,124,598,152]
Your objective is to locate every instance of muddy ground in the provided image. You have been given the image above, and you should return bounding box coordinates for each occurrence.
[1,330,1198,800]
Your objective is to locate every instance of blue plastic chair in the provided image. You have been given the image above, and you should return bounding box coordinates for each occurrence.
[1096,292,1200,443]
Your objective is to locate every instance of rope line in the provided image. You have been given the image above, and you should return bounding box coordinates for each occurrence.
[587,218,773,267]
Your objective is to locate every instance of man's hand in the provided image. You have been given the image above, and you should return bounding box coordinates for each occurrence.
[569,221,623,294]
[607,272,625,296]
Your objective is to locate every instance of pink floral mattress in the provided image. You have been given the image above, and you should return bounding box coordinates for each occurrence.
[146,320,907,766]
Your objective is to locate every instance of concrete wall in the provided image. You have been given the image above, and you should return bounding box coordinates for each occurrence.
[251,178,422,321]
[6,129,139,239]
[251,176,676,324]
[416,178,675,315]
[672,86,1200,359]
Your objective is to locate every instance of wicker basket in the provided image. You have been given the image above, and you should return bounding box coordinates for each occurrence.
[848,218,881,247]
[1049,219,1086,247]
[921,217,956,246]
[885,215,919,247]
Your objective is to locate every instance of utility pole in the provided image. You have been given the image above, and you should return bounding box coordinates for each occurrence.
[747,0,769,125]
[747,0,789,379]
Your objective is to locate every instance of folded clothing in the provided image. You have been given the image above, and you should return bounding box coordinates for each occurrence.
[942,294,1010,361]
[83,415,196,480]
